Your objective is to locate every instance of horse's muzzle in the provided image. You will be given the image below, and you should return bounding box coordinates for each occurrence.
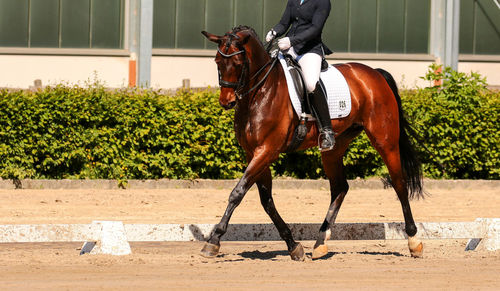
[221,100,236,110]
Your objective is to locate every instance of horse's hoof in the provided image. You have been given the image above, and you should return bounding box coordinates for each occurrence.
[200,243,220,258]
[289,243,305,261]
[410,242,424,258]
[408,236,423,258]
[312,244,328,260]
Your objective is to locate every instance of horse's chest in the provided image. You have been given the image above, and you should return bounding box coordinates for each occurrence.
[234,114,259,148]
[234,119,253,141]
[234,103,277,150]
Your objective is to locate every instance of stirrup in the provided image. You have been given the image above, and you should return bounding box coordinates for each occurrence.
[318,129,335,152]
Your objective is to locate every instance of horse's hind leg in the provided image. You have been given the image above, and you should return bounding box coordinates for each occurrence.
[257,168,304,261]
[365,132,423,258]
[384,150,423,257]
[312,132,356,259]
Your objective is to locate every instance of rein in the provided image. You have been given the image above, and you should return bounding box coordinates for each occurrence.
[242,57,278,98]
[217,41,278,100]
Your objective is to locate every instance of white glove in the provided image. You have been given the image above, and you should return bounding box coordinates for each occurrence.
[278,37,291,50]
[265,30,276,42]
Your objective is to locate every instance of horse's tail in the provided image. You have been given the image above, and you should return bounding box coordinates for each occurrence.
[375,68,424,200]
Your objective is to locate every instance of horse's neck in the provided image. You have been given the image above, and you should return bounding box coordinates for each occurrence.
[246,43,271,78]
[234,36,291,124]
[235,50,289,122]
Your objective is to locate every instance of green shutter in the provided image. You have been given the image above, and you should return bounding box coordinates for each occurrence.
[405,0,430,54]
[205,0,233,49]
[206,0,233,35]
[460,0,475,54]
[378,0,405,53]
[263,0,287,33]
[474,0,500,54]
[349,0,377,53]
[176,0,205,49]
[30,0,60,48]
[0,0,29,47]
[153,0,176,49]
[234,0,264,38]
[60,0,90,48]
[91,0,122,49]
[151,0,435,54]
[324,0,349,53]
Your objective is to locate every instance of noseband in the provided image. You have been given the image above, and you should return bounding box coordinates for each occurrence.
[217,47,248,93]
[217,35,277,100]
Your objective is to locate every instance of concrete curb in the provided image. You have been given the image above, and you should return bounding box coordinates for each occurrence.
[0,221,489,242]
[0,178,498,190]
[1,220,498,253]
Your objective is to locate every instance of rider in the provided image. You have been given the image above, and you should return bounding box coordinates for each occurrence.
[266,0,335,152]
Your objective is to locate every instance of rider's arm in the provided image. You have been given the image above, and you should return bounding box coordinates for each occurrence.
[272,0,293,37]
[289,0,330,47]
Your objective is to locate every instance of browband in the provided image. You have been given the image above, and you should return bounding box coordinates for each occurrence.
[217,47,245,58]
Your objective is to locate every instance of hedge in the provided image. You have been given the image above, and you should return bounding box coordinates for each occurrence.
[0,83,245,180]
[0,66,498,180]
[402,64,499,179]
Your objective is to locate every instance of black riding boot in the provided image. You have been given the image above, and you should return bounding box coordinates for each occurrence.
[309,83,335,152]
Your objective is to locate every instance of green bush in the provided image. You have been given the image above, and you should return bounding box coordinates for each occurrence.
[0,65,498,180]
[275,65,499,180]
[0,83,245,180]
[402,64,499,179]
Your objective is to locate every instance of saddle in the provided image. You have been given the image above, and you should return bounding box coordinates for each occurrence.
[283,54,329,117]
[282,54,329,152]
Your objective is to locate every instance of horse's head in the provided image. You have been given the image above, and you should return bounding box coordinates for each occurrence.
[202,26,264,110]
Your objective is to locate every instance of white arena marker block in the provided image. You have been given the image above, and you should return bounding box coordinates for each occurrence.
[80,221,131,256]
[480,218,500,251]
[465,218,500,251]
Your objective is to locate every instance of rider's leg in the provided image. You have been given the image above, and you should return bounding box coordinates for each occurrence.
[298,52,321,93]
[298,53,335,151]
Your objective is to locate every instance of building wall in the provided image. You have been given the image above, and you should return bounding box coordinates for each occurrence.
[0,54,129,88]
[2,53,497,90]
[0,0,499,89]
[150,56,500,89]
[150,55,435,89]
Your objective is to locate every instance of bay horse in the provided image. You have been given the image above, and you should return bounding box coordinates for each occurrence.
[201,25,424,261]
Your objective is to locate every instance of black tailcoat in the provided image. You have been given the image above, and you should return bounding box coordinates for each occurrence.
[273,0,332,56]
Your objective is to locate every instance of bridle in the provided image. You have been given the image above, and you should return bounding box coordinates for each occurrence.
[217,46,248,95]
[217,33,278,100]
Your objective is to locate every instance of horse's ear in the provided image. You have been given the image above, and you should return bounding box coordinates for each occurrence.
[201,31,222,43]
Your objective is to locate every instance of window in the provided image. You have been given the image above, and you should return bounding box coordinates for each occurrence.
[0,0,124,49]
[460,0,500,55]
[323,0,430,54]
[152,0,431,54]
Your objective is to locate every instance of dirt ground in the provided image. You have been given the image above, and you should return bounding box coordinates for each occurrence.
[0,185,499,290]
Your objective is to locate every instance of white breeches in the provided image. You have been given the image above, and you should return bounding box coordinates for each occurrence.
[288,47,322,93]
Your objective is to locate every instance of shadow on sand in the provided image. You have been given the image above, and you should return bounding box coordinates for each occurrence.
[233,250,405,261]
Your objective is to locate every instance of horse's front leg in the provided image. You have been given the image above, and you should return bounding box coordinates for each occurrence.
[200,149,276,258]
[256,167,305,261]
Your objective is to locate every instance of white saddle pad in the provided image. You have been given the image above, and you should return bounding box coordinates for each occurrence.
[278,53,352,119]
